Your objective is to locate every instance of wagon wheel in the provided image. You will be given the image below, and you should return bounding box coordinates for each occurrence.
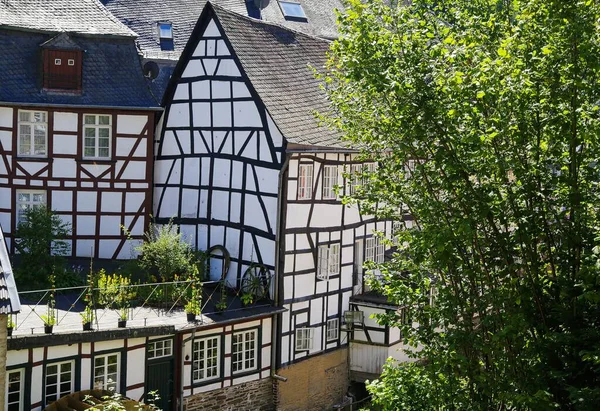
[241,263,271,300]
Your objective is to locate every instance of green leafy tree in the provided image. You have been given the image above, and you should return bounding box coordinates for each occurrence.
[14,207,71,290]
[322,0,600,409]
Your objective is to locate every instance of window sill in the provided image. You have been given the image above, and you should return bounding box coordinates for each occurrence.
[76,158,116,164]
[16,156,52,162]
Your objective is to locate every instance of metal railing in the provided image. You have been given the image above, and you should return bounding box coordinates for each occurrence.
[11,277,274,334]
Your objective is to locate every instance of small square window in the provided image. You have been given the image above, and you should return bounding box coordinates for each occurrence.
[54,58,61,65]
[295,328,313,351]
[68,59,75,66]
[158,23,173,39]
[279,1,307,20]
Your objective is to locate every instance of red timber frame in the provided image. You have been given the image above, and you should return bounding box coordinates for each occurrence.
[0,105,156,259]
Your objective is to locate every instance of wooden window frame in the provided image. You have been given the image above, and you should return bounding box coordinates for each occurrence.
[297,163,314,200]
[6,368,25,411]
[295,327,313,351]
[231,330,257,374]
[192,336,221,383]
[317,242,340,280]
[148,339,173,359]
[326,318,339,342]
[93,352,120,391]
[83,114,112,160]
[365,236,384,264]
[322,165,338,199]
[16,190,46,225]
[45,360,74,406]
[17,110,48,158]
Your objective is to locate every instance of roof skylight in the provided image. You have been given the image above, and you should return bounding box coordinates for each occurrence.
[158,22,173,39]
[279,1,307,21]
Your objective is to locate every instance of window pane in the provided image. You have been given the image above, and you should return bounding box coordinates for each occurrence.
[280,1,306,18]
[85,127,96,138]
[84,115,96,125]
[19,111,31,122]
[99,115,110,125]
[99,128,110,139]
[98,148,110,158]
[84,147,96,157]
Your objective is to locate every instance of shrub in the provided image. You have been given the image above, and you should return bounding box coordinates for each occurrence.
[14,207,70,290]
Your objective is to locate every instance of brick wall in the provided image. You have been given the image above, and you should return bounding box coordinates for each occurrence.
[276,348,349,411]
[0,315,7,411]
[184,377,275,411]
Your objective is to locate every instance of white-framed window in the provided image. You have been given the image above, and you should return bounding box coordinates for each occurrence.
[16,190,46,225]
[295,328,313,351]
[326,318,339,342]
[83,114,111,159]
[45,360,74,405]
[158,22,173,39]
[365,236,385,264]
[6,368,24,411]
[68,59,75,66]
[322,165,338,199]
[54,58,61,65]
[18,110,47,157]
[317,243,340,280]
[148,339,173,359]
[297,163,314,199]
[232,330,257,373]
[94,353,119,391]
[192,336,220,382]
[349,162,376,195]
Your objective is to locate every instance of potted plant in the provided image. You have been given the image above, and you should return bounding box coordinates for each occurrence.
[185,298,200,322]
[216,279,228,312]
[80,306,94,331]
[41,310,56,334]
[241,293,254,306]
[118,308,128,328]
[43,274,57,334]
[7,316,15,337]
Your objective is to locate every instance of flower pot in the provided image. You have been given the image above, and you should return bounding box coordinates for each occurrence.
[118,319,127,328]
[44,325,53,334]
[186,313,196,323]
[83,322,92,331]
[7,327,13,337]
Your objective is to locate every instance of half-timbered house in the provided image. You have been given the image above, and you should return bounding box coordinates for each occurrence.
[153,3,395,408]
[0,0,161,259]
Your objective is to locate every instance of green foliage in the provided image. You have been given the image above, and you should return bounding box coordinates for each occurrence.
[85,389,160,411]
[184,266,202,315]
[133,219,195,281]
[241,293,254,306]
[80,306,94,324]
[14,207,71,290]
[322,0,600,409]
[97,270,135,311]
[7,316,15,329]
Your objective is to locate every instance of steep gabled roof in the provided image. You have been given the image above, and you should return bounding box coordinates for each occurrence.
[0,29,160,109]
[0,0,135,37]
[0,225,20,315]
[210,3,341,148]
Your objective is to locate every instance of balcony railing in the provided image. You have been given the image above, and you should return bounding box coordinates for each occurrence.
[10,278,274,335]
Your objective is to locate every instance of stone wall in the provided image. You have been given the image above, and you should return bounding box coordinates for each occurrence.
[184,377,275,411]
[276,348,349,411]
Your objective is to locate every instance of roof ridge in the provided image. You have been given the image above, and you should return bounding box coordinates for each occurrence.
[209,1,332,45]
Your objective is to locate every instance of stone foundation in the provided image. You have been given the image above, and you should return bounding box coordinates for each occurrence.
[184,377,275,411]
[276,348,349,411]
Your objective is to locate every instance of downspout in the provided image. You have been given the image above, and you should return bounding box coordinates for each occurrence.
[271,154,291,381]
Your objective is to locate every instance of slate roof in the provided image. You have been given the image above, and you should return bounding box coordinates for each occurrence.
[212,4,341,147]
[101,0,341,59]
[40,33,84,50]
[259,0,343,40]
[0,0,135,37]
[0,29,160,109]
[0,225,20,315]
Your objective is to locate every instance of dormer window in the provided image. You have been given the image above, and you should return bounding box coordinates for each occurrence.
[279,1,307,21]
[40,33,83,91]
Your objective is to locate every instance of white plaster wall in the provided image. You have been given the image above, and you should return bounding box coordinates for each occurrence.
[0,107,13,128]
[53,112,77,132]
[117,115,147,135]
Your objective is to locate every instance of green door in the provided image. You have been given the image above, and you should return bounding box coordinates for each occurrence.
[146,339,175,411]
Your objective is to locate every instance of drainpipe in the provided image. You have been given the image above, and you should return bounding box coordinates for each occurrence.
[271,154,291,383]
